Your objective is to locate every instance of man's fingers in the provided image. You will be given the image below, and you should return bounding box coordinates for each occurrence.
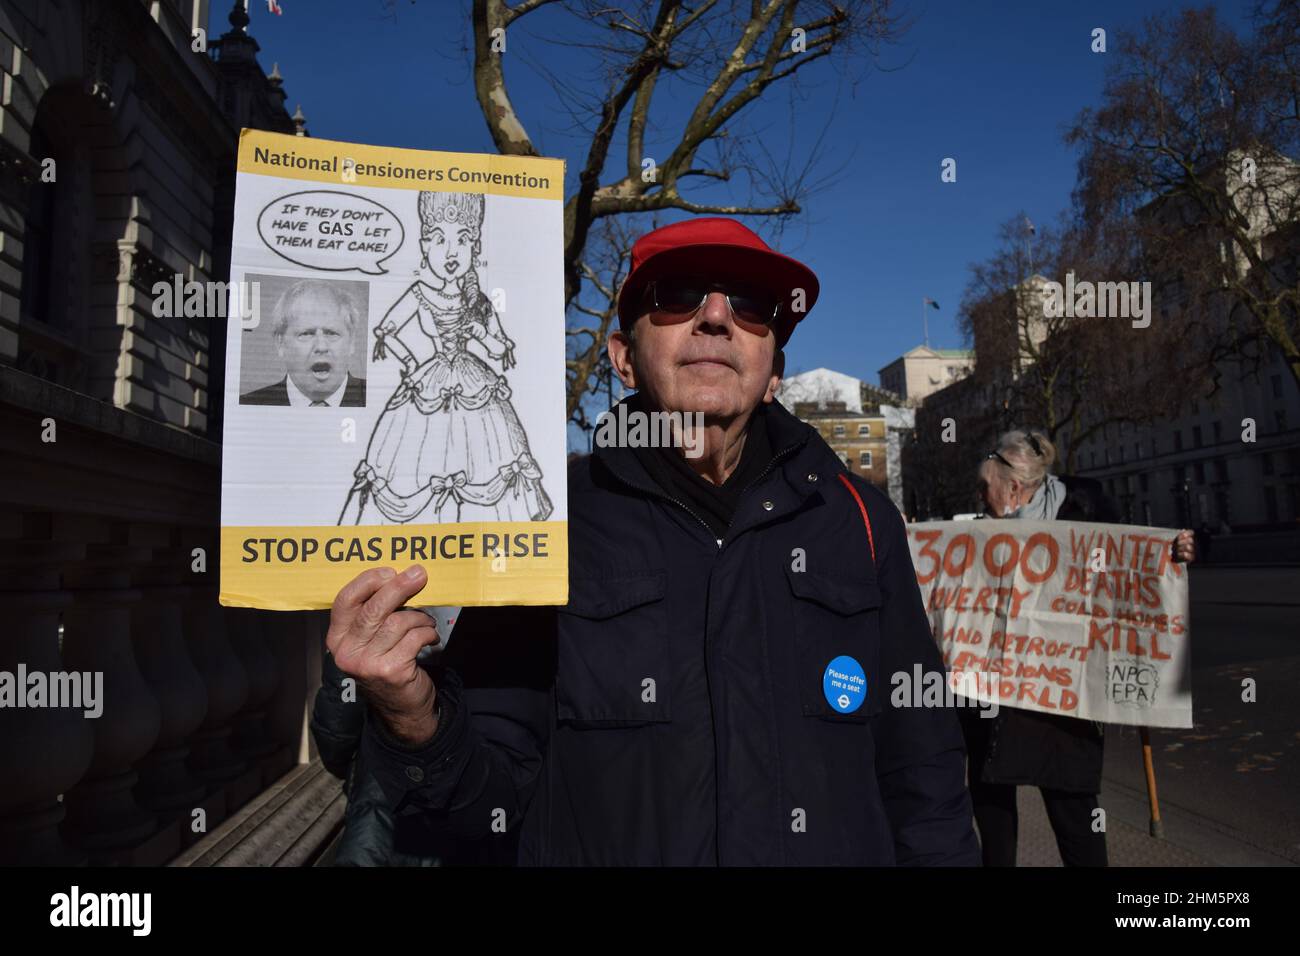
[382,624,441,672]
[332,567,399,627]
[367,608,439,659]
[356,565,430,635]
[327,567,399,655]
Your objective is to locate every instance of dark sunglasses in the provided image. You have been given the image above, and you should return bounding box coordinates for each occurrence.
[987,450,1014,469]
[643,277,782,328]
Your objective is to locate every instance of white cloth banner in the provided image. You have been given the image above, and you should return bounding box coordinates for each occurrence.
[905,520,1192,728]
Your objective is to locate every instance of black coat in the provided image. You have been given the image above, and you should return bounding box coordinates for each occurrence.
[310,654,443,866]
[359,397,980,865]
[961,475,1120,795]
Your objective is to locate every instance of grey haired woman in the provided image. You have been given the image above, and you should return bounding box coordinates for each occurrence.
[963,428,1193,866]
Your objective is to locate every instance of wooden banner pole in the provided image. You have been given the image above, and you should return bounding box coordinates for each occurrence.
[1139,725,1163,838]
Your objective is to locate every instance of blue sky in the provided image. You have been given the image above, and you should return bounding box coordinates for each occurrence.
[215,0,1257,386]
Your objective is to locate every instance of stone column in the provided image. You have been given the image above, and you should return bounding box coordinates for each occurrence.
[131,568,208,816]
[183,586,249,785]
[0,540,94,865]
[225,604,279,761]
[60,543,162,861]
[262,610,316,780]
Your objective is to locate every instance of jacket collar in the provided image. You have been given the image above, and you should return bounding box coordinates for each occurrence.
[592,392,840,501]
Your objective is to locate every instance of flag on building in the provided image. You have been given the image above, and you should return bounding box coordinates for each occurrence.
[267,0,283,14]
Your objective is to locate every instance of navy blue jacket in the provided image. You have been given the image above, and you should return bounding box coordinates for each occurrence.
[361,397,980,865]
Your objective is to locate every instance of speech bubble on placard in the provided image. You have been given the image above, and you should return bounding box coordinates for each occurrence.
[257,190,405,275]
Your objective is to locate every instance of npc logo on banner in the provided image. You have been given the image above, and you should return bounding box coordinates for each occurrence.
[1106,657,1160,708]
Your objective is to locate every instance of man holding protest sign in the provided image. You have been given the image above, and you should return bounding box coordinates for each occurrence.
[323,217,981,866]
[963,429,1195,866]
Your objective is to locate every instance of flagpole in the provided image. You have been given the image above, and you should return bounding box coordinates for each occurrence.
[922,298,929,349]
[1024,215,1035,280]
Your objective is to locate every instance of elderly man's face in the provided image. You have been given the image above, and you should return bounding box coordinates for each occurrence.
[610,280,783,420]
[277,292,354,402]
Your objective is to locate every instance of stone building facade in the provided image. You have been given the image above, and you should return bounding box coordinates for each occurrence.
[877,345,974,403]
[791,400,889,492]
[0,0,332,866]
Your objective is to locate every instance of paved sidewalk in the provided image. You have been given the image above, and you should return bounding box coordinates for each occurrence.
[1006,782,1293,866]
[1012,787,1211,866]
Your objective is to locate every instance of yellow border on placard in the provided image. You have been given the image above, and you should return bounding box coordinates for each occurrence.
[237,128,565,200]
[220,521,569,611]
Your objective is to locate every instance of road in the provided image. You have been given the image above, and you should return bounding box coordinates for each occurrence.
[1099,566,1300,865]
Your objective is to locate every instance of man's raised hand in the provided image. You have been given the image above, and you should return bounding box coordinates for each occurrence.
[327,565,441,746]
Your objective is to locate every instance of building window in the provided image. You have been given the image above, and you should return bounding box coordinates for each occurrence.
[1192,425,1202,448]
[1276,410,1287,432]
[833,424,845,437]
[839,452,850,467]
[1194,462,1205,484]
[1212,421,1222,443]
[858,424,870,437]
[1174,430,1183,451]
[1139,472,1149,492]
[20,123,58,328]
[859,451,872,468]
[1272,375,1283,398]
[1215,459,1228,482]
[1262,454,1274,476]
[1134,442,1141,460]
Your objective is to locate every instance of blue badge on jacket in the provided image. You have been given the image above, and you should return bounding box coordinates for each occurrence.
[823,656,866,713]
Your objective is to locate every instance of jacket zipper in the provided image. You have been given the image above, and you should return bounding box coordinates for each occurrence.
[599,464,723,863]
[601,440,804,865]
[604,440,805,549]
[603,468,720,548]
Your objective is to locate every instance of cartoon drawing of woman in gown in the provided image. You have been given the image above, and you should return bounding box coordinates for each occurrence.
[340,190,551,525]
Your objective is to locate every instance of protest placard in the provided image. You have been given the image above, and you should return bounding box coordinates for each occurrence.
[906,520,1192,728]
[219,130,567,610]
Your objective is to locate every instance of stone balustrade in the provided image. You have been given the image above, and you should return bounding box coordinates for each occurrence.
[0,365,327,865]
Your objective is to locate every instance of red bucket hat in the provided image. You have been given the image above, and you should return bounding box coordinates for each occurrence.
[616,217,820,349]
